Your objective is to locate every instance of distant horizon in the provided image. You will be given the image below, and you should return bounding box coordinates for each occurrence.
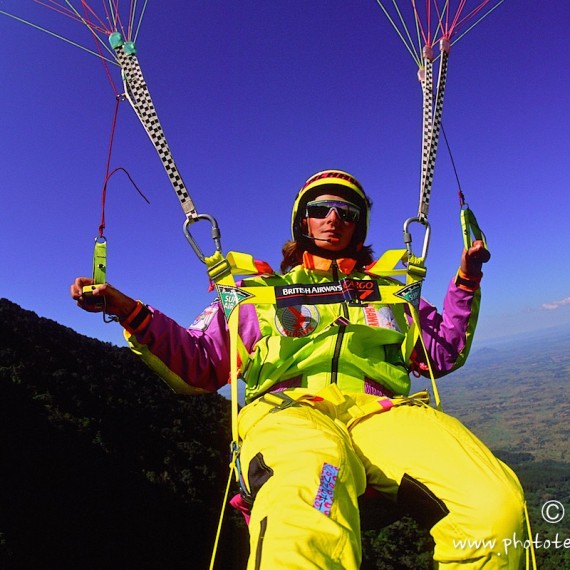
[4,295,567,352]
[473,320,570,350]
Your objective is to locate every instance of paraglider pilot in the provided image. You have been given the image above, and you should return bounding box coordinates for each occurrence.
[72,169,525,569]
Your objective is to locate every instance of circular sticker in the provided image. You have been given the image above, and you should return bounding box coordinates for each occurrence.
[275,305,320,337]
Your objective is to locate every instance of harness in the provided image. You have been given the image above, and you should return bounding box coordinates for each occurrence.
[196,243,440,568]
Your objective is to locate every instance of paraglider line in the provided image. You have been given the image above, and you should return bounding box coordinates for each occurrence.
[450,0,506,46]
[132,0,149,43]
[98,95,150,237]
[0,9,118,65]
[375,0,422,66]
[441,123,463,195]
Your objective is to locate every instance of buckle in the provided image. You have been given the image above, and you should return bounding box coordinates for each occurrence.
[260,391,298,413]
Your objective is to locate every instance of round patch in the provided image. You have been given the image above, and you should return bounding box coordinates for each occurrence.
[275,305,320,337]
[188,303,218,331]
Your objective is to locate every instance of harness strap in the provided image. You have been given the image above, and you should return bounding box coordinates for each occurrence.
[524,501,538,569]
[400,250,443,409]
[208,467,234,570]
[232,280,422,309]
[407,303,442,410]
[203,251,246,570]
[367,249,410,277]
[247,387,433,434]
[367,248,441,409]
[203,253,244,443]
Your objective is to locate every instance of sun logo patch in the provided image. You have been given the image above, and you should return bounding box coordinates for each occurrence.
[275,305,319,337]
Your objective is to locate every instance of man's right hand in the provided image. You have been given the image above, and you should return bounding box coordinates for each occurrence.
[70,277,137,320]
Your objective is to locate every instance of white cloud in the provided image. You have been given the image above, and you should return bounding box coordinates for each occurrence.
[542,297,570,310]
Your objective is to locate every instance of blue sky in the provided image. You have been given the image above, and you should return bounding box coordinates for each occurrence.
[1,0,569,349]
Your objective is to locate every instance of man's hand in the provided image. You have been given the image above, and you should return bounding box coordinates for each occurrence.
[70,277,137,319]
[460,240,491,277]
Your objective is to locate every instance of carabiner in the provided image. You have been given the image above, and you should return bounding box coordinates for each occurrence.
[183,213,223,263]
[403,217,431,261]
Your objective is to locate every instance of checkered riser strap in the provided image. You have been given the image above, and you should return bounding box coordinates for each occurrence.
[420,57,434,222]
[418,49,449,223]
[114,47,198,220]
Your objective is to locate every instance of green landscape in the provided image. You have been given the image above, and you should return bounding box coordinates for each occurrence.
[430,326,570,569]
[1,298,568,568]
[439,328,570,463]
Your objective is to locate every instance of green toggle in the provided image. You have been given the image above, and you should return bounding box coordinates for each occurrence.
[93,239,107,284]
[460,207,487,250]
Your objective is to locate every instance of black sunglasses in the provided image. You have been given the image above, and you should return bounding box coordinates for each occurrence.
[305,200,360,223]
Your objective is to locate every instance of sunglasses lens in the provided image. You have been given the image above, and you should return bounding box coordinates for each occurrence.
[307,204,332,219]
[339,208,360,222]
[306,201,360,222]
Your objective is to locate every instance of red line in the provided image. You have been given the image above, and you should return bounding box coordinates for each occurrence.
[98,96,121,236]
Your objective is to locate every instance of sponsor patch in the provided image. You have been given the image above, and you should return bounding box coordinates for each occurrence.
[217,285,254,319]
[313,463,339,516]
[188,304,218,331]
[394,281,422,310]
[362,305,401,331]
[341,278,380,302]
[275,279,380,307]
[275,304,319,337]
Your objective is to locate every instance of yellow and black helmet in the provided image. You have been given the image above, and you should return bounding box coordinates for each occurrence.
[291,169,371,247]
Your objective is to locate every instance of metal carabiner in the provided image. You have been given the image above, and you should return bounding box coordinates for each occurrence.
[403,216,431,261]
[183,213,223,263]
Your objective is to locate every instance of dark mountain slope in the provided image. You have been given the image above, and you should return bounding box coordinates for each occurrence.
[0,298,247,569]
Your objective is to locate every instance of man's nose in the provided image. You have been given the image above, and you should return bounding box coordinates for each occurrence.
[326,208,341,222]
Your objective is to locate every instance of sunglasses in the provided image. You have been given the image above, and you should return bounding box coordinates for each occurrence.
[305,200,361,223]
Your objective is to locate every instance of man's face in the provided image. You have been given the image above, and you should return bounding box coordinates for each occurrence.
[305,193,358,253]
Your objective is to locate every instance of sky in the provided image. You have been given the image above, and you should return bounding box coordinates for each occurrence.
[1,0,569,351]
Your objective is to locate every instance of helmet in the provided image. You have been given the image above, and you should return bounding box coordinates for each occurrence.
[291,169,371,247]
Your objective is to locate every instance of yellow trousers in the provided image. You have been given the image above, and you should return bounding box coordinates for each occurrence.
[238,387,525,569]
